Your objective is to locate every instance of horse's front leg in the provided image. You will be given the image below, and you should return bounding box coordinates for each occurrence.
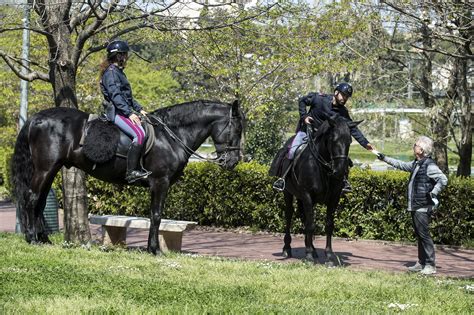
[324,200,342,267]
[282,192,294,258]
[147,177,170,255]
[301,197,317,262]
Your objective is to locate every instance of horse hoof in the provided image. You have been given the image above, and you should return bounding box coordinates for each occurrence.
[147,248,162,256]
[38,233,51,244]
[325,256,343,268]
[325,261,336,268]
[304,254,316,263]
[282,249,292,258]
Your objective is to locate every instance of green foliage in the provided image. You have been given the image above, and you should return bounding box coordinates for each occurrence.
[88,162,473,246]
[0,146,13,199]
[245,103,288,164]
[1,233,472,314]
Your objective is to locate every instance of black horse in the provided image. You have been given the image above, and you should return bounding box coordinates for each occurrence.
[11,100,244,254]
[270,115,359,266]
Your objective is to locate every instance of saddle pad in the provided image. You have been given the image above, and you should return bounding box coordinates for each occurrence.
[82,114,155,163]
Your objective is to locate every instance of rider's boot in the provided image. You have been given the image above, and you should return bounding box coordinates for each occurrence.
[341,177,352,194]
[125,142,151,183]
[341,164,352,194]
[273,161,293,191]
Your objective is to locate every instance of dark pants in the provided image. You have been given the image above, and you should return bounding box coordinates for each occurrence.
[411,211,435,266]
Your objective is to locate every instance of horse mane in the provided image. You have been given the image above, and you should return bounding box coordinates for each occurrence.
[312,114,347,143]
[150,100,230,127]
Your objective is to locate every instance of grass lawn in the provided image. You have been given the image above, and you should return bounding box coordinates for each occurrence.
[1,233,472,314]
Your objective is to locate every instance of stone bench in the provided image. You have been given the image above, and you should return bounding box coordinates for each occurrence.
[89,215,197,252]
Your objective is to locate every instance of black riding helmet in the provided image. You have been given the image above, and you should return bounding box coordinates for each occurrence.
[334,82,353,97]
[106,40,130,59]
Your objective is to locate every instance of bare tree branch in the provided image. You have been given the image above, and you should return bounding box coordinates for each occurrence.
[0,50,50,82]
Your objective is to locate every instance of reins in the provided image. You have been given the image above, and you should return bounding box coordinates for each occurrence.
[142,109,238,166]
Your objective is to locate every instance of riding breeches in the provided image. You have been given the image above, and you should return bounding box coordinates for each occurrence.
[114,114,146,145]
[287,131,307,159]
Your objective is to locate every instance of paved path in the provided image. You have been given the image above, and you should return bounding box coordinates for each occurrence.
[1,201,472,278]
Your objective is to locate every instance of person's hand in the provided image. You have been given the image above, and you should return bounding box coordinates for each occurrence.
[366,143,376,151]
[430,192,439,210]
[140,110,147,116]
[376,152,385,161]
[129,113,141,125]
[304,116,314,124]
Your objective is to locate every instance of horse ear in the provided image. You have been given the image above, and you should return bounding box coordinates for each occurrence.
[328,115,337,127]
[348,120,363,128]
[231,99,240,116]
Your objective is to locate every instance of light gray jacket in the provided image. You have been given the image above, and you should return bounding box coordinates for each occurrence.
[381,156,448,211]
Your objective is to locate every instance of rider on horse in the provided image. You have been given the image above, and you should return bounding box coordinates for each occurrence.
[100,40,151,183]
[273,82,375,192]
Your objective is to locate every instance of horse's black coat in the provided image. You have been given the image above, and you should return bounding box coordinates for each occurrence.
[270,115,358,266]
[11,100,244,254]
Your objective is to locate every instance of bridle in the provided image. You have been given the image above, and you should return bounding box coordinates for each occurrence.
[307,124,348,174]
[213,108,241,164]
[144,108,240,166]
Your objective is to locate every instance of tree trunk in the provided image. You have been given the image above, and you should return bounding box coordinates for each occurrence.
[455,6,472,177]
[431,115,449,174]
[419,23,449,173]
[455,56,472,176]
[62,167,90,243]
[42,0,90,243]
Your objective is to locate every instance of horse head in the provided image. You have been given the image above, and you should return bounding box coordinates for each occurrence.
[211,100,244,170]
[319,115,355,178]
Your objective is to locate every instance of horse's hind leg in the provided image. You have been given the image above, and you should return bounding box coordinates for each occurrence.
[282,192,294,258]
[29,167,60,244]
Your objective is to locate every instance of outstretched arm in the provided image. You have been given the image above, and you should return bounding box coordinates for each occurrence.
[377,153,414,172]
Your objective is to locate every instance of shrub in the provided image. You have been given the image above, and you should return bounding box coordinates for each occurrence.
[0,146,13,200]
[87,162,473,246]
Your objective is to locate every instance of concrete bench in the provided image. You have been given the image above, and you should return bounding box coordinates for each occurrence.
[89,215,197,252]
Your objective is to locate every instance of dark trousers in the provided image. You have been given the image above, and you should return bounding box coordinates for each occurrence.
[411,211,435,266]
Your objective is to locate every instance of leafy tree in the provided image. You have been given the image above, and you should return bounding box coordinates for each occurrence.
[150,2,377,163]
[375,0,472,175]
[0,0,275,243]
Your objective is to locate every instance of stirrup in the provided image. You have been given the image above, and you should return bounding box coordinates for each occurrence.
[341,180,352,194]
[125,170,152,183]
[273,178,286,192]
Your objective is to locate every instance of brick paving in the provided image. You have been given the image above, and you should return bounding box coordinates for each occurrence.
[1,201,472,278]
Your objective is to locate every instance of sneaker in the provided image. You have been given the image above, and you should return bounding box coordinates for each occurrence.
[407,262,424,272]
[420,265,436,275]
[272,178,285,191]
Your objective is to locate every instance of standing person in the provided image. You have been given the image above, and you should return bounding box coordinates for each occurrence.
[376,136,448,275]
[273,82,375,192]
[100,40,151,183]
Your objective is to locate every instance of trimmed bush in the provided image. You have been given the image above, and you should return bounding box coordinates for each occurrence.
[86,161,473,246]
[0,147,13,200]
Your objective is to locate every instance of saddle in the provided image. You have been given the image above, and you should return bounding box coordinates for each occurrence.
[81,114,155,164]
[268,136,307,178]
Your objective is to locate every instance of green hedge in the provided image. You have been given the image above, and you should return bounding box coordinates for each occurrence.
[86,162,473,247]
[0,147,13,200]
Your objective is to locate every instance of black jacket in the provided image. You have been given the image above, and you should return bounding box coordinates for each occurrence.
[100,64,142,118]
[298,92,369,148]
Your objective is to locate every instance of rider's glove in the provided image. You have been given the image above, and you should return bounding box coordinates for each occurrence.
[377,152,385,161]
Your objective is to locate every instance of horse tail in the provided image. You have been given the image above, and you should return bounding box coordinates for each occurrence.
[11,119,33,232]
